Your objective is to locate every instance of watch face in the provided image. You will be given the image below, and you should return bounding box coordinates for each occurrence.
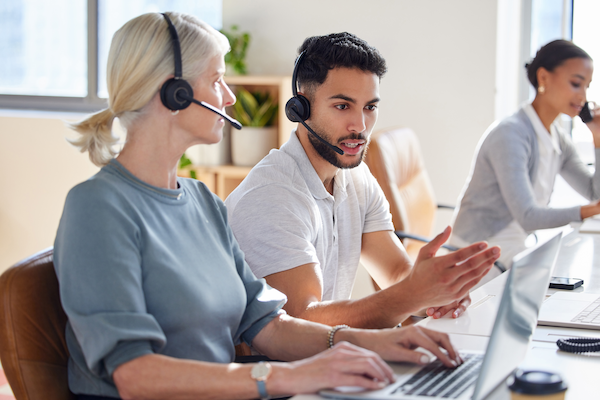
[251,362,272,381]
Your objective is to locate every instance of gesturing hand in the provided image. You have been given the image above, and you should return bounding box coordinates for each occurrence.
[427,294,472,319]
[407,226,500,311]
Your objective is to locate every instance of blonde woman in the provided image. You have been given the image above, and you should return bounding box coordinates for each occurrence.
[55,12,461,400]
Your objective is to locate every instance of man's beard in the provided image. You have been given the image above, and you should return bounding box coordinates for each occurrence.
[306,124,368,169]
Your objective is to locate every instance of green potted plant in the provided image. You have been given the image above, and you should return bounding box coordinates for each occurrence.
[220,25,250,75]
[230,87,279,166]
[178,153,197,179]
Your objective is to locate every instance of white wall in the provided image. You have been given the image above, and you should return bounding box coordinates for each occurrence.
[0,112,99,271]
[496,0,526,121]
[224,0,498,217]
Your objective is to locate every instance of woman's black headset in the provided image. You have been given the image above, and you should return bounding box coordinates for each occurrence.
[158,13,241,129]
[160,13,193,112]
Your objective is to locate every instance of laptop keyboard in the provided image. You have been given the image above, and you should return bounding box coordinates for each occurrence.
[391,353,483,398]
[571,296,600,324]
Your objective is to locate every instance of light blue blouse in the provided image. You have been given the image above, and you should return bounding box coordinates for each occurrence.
[54,159,286,398]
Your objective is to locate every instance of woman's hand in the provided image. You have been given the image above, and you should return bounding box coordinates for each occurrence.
[581,199,600,219]
[339,325,462,368]
[268,341,395,396]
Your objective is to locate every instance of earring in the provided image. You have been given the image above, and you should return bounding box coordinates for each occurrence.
[538,86,545,94]
[171,109,179,116]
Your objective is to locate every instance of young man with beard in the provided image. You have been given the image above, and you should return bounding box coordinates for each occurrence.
[225,33,500,329]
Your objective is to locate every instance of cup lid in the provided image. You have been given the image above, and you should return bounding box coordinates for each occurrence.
[508,369,568,395]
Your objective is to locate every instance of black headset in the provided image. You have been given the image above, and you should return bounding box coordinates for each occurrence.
[285,52,311,123]
[159,13,241,129]
[284,52,344,155]
[160,13,193,111]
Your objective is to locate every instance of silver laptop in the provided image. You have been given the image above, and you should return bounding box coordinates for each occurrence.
[538,291,600,330]
[320,232,562,400]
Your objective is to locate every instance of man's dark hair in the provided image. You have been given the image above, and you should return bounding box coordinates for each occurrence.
[525,39,592,89]
[297,32,387,94]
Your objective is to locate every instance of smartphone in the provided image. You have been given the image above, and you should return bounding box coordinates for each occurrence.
[579,101,594,123]
[549,276,584,290]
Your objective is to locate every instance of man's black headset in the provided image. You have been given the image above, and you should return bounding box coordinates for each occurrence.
[284,52,344,155]
[159,13,241,130]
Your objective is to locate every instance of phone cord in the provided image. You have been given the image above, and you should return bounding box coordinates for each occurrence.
[556,337,600,353]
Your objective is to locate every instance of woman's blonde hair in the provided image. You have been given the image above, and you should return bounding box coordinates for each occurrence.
[69,12,230,166]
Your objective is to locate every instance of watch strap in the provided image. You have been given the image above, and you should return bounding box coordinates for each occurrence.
[255,379,270,400]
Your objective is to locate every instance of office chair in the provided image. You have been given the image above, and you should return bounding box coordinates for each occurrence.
[0,248,268,397]
[365,127,456,261]
[0,248,75,400]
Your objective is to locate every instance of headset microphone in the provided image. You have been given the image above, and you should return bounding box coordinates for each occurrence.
[285,52,345,155]
[288,108,344,155]
[176,92,242,130]
[159,13,241,130]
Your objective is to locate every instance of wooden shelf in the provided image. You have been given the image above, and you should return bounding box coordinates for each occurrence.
[178,75,294,200]
[225,75,294,147]
[179,164,253,200]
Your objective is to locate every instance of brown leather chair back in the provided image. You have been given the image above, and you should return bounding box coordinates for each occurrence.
[0,248,74,400]
[365,127,437,260]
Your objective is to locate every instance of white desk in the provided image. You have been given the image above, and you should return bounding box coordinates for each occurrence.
[292,226,600,400]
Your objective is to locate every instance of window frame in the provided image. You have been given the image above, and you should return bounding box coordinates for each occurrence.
[0,0,106,113]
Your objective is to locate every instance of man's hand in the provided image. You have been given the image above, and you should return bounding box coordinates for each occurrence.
[406,226,500,313]
[426,295,471,319]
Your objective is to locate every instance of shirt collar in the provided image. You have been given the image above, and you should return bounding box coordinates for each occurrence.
[281,130,348,200]
[523,103,562,155]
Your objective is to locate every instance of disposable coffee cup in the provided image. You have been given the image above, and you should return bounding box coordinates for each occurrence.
[508,370,567,400]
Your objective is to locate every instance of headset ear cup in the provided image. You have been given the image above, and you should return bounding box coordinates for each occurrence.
[285,95,311,122]
[160,78,193,111]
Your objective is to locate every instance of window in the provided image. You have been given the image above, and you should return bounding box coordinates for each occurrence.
[570,0,599,164]
[0,0,222,113]
[530,0,572,59]
[549,0,597,209]
[495,0,573,121]
[572,0,599,105]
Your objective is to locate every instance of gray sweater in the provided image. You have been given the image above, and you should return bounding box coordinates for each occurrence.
[54,159,285,398]
[453,108,600,243]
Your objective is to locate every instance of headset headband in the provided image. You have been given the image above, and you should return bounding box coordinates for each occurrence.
[162,13,183,79]
[292,51,305,97]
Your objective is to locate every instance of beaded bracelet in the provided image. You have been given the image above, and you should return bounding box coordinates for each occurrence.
[327,324,350,348]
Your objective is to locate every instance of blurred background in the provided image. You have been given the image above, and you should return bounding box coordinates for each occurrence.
[0,0,598,276]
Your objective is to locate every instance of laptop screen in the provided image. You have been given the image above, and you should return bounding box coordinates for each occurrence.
[471,232,562,400]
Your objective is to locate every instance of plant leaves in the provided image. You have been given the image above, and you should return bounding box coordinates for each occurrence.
[231,87,278,127]
[179,153,192,168]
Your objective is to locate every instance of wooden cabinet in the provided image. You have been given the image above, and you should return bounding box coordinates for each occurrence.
[178,75,294,200]
[178,165,253,199]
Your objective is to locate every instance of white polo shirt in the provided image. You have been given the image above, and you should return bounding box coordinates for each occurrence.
[225,131,394,301]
